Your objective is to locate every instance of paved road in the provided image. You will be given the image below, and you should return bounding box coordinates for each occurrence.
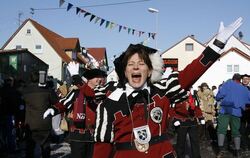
[1,139,250,157]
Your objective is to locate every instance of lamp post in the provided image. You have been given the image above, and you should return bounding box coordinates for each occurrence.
[148,7,159,49]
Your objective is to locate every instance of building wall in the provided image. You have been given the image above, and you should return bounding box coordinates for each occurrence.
[4,21,63,80]
[193,51,250,89]
[161,37,205,70]
[107,69,118,82]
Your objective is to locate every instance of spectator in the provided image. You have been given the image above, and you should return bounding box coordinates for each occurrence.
[216,73,250,158]
[197,83,216,141]
[21,71,59,158]
[170,91,205,158]
[240,74,250,152]
[0,77,21,153]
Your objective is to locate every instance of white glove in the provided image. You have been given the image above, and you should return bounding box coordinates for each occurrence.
[67,61,79,76]
[200,119,205,125]
[162,67,172,79]
[174,120,181,127]
[216,17,242,44]
[210,17,243,53]
[43,108,55,119]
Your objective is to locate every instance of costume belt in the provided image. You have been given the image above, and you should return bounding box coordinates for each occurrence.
[70,124,94,134]
[115,134,169,150]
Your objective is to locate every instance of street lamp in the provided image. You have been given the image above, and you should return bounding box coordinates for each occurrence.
[148,7,159,49]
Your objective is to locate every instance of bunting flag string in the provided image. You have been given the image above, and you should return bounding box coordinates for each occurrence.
[59,0,156,39]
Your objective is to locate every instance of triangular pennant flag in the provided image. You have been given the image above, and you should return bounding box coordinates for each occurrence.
[110,23,116,29]
[105,21,110,28]
[80,9,86,13]
[128,28,131,34]
[90,15,96,22]
[148,33,151,38]
[119,25,122,32]
[84,12,91,17]
[151,33,156,39]
[59,0,65,7]
[109,22,113,29]
[76,7,81,15]
[139,31,142,37]
[100,19,105,26]
[67,3,73,11]
[95,17,100,23]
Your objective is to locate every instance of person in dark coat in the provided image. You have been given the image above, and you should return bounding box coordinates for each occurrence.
[21,71,59,158]
[0,77,21,153]
[240,74,250,151]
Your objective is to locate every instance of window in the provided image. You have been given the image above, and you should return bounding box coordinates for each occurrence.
[234,65,239,72]
[26,29,31,34]
[35,45,42,49]
[227,65,233,72]
[227,64,239,73]
[185,43,193,51]
[35,45,42,53]
[16,45,22,49]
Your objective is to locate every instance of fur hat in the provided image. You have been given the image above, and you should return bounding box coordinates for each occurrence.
[83,69,107,80]
[241,74,250,78]
[114,44,163,85]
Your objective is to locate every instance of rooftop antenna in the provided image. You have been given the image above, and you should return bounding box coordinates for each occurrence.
[30,8,35,17]
[18,11,23,26]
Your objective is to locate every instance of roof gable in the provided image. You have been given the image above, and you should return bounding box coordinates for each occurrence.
[206,35,250,56]
[161,35,205,56]
[220,47,250,61]
[1,18,82,63]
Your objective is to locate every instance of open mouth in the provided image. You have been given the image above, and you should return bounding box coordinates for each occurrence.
[131,74,142,83]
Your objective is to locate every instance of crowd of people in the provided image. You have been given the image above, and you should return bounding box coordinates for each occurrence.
[0,17,250,158]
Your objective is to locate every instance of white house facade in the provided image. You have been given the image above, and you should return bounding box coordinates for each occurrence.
[2,20,66,80]
[161,36,205,71]
[193,48,250,89]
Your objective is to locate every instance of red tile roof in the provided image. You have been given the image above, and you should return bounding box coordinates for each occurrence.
[87,48,108,67]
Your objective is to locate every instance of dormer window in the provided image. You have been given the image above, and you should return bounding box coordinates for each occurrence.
[185,43,194,51]
[26,29,31,34]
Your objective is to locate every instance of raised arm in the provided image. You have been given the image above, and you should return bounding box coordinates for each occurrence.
[178,17,243,89]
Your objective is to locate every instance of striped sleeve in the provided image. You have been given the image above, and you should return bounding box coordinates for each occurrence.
[94,81,118,102]
[94,100,114,143]
[59,88,79,110]
[154,71,188,103]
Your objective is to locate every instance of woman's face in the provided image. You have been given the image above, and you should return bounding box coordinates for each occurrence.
[125,53,152,89]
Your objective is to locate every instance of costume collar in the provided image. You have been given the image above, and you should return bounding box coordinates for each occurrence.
[108,82,150,101]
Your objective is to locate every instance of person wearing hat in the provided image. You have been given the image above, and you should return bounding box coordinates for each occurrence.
[46,17,242,157]
[87,18,243,158]
[215,73,250,157]
[240,74,250,152]
[43,66,107,158]
[169,90,205,158]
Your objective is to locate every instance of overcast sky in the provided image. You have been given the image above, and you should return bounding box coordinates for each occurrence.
[1,0,249,69]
